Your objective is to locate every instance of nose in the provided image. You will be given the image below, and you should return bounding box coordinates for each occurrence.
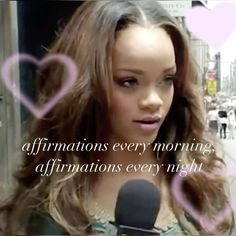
[139,88,163,112]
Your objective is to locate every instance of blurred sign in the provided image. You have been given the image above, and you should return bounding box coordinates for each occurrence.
[159,1,192,17]
[207,79,217,96]
[206,69,217,80]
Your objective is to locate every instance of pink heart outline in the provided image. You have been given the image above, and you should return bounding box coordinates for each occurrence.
[1,53,78,118]
[185,2,236,51]
[171,167,236,232]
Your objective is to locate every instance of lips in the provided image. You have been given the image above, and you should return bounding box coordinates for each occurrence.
[133,116,161,124]
[134,120,158,124]
[133,116,161,133]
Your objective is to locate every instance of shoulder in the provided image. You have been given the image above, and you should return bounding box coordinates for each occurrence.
[27,213,66,235]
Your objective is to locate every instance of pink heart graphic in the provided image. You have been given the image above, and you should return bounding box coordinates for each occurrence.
[185,2,236,50]
[1,53,78,118]
[171,167,235,232]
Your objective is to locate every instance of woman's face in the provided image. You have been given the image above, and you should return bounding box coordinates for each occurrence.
[110,25,176,145]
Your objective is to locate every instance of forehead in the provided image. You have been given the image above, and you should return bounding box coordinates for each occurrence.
[112,25,176,70]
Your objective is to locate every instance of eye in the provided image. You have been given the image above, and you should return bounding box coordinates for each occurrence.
[159,75,176,86]
[117,77,138,88]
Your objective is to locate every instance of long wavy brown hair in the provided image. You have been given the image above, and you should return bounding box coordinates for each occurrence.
[0,1,234,235]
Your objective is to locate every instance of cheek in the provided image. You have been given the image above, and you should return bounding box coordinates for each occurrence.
[110,94,132,115]
[164,88,174,111]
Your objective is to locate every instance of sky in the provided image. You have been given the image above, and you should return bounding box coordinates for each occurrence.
[206,0,236,76]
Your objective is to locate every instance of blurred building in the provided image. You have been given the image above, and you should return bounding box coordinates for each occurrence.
[221,76,230,95]
[190,35,210,88]
[214,52,221,92]
[190,0,210,89]
[230,60,236,96]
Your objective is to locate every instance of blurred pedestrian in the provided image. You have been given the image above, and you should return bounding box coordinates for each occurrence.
[228,110,235,139]
[206,107,218,134]
[218,109,228,139]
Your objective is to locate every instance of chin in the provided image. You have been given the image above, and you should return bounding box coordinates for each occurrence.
[113,128,159,144]
[129,133,158,144]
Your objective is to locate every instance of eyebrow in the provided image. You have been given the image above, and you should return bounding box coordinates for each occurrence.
[115,65,177,74]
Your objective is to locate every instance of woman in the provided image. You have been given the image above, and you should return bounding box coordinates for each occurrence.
[0,1,234,235]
